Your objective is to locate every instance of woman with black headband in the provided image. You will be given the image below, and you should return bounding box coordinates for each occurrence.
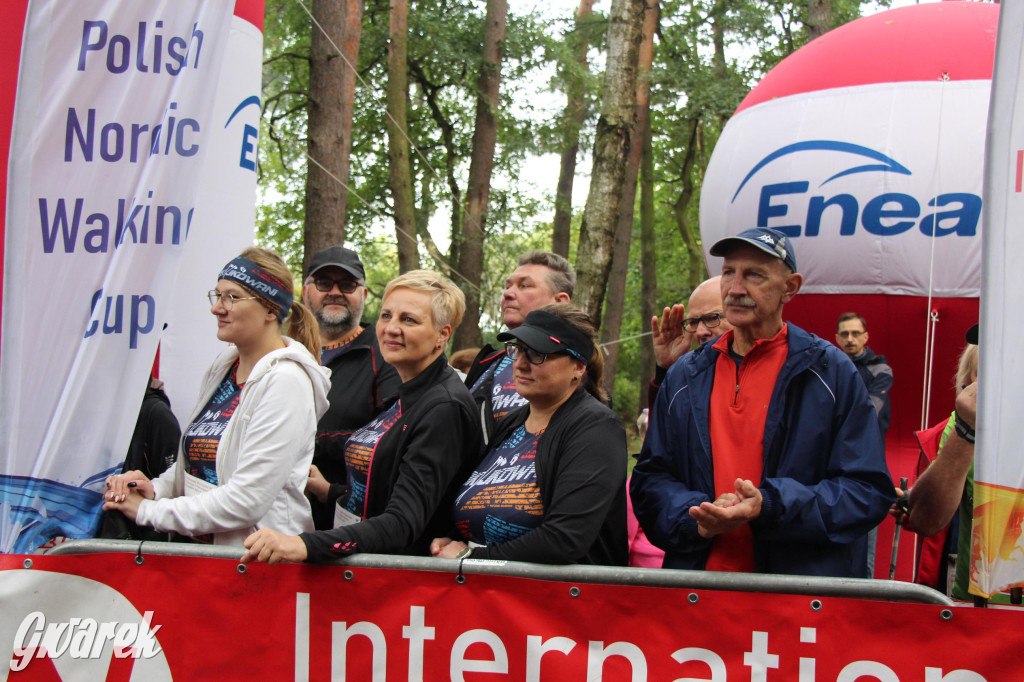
[103,247,331,545]
[431,303,628,565]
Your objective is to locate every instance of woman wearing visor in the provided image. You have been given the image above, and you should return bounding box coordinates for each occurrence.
[103,247,331,546]
[431,303,628,565]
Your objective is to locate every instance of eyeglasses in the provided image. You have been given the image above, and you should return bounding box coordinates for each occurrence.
[683,312,725,333]
[505,342,552,365]
[837,330,864,339]
[505,342,585,366]
[208,290,259,310]
[310,276,361,294]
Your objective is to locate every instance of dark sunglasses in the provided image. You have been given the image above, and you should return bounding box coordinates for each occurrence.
[310,277,361,294]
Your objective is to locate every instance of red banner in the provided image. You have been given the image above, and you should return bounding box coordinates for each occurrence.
[1,553,1020,680]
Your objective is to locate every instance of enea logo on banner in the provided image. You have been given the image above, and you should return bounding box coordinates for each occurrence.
[225,94,260,173]
[730,141,981,239]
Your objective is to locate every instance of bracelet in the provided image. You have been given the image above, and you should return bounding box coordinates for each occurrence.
[954,411,976,444]
[455,546,473,560]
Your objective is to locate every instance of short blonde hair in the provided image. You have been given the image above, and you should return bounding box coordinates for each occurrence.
[382,270,465,329]
[956,343,978,393]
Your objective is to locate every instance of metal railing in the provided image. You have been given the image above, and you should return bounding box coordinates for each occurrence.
[45,538,954,606]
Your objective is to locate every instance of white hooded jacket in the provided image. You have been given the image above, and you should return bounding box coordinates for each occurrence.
[137,337,331,546]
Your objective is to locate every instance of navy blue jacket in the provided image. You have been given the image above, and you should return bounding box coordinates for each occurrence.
[630,323,894,578]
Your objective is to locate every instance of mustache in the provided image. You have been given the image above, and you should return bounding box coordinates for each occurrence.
[724,295,756,308]
[320,296,349,307]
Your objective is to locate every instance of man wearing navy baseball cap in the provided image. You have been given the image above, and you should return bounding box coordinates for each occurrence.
[631,227,894,578]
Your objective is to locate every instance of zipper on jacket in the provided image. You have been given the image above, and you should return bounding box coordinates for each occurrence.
[733,359,743,406]
[362,400,402,520]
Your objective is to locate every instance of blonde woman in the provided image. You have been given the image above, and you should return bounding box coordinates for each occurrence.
[104,247,331,546]
[244,270,483,563]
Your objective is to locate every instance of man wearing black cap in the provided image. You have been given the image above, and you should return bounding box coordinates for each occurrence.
[631,227,894,578]
[302,246,400,529]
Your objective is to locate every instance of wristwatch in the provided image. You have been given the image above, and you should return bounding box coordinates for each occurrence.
[455,546,473,560]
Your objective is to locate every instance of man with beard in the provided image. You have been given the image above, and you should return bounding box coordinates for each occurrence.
[631,228,893,577]
[302,246,401,529]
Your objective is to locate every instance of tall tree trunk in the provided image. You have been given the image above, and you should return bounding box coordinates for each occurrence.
[601,0,657,398]
[409,64,463,267]
[711,1,727,128]
[573,0,645,329]
[303,0,364,273]
[806,0,831,40]
[551,0,596,258]
[387,0,419,272]
[638,79,656,411]
[453,0,508,350]
[672,118,707,291]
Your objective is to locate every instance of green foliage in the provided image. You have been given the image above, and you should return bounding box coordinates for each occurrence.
[257,0,886,416]
[256,0,312,276]
[258,0,560,282]
[603,0,883,418]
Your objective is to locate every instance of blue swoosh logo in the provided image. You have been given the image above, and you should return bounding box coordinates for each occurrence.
[731,141,912,202]
[225,95,261,128]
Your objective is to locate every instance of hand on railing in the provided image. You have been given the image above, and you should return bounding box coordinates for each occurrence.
[242,528,308,565]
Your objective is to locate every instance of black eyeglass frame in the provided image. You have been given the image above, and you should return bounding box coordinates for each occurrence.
[683,312,725,333]
[504,342,586,366]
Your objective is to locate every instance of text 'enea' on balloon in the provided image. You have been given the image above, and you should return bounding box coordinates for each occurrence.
[756,182,980,238]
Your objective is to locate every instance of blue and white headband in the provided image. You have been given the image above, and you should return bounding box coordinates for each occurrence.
[218,257,293,322]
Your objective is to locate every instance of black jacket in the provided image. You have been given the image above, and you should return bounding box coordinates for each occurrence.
[463,344,506,443]
[125,385,180,479]
[312,325,401,529]
[99,385,179,541]
[851,347,893,436]
[466,390,628,566]
[301,353,483,560]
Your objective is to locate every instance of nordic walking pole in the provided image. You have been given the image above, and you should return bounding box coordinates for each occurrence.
[889,477,909,580]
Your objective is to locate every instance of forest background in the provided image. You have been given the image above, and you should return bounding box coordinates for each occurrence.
[256,0,893,428]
